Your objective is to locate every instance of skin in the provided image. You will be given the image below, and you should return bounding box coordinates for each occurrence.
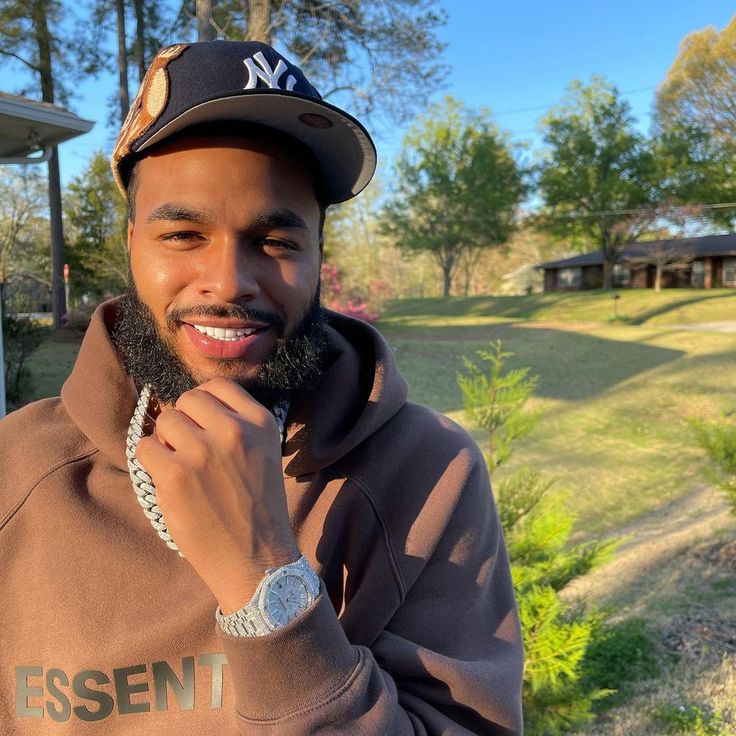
[131,134,323,613]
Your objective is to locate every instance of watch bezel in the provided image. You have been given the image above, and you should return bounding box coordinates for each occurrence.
[257,563,318,630]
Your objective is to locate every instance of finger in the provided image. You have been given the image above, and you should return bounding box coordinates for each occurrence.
[155,406,206,451]
[136,433,173,472]
[196,378,276,429]
[175,385,236,431]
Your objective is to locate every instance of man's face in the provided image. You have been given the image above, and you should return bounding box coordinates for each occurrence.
[120,132,325,406]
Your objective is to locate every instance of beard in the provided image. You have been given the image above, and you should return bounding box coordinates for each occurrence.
[111,279,329,409]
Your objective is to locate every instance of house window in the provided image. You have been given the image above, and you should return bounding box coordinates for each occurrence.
[691,260,705,288]
[558,267,582,288]
[724,258,736,286]
[613,264,630,286]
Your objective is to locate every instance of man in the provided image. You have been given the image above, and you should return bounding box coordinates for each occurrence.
[0,41,523,734]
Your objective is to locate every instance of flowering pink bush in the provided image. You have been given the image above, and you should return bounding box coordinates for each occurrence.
[320,263,388,323]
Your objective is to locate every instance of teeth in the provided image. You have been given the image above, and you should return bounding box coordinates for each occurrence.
[191,324,258,341]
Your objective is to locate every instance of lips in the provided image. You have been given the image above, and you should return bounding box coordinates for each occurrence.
[181,321,271,359]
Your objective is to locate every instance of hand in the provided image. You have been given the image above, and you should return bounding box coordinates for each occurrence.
[136,378,299,614]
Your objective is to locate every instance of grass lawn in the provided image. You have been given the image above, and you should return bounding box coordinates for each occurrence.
[380,317,736,539]
[11,291,736,734]
[383,288,736,329]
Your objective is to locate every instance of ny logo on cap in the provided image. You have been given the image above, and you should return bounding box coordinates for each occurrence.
[243,51,297,91]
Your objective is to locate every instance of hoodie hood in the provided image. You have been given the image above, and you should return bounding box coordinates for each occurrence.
[61,299,408,477]
[283,311,407,477]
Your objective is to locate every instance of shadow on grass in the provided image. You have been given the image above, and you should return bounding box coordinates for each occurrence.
[383,322,685,414]
[626,293,730,326]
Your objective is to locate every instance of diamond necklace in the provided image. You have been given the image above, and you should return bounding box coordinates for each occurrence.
[126,383,289,556]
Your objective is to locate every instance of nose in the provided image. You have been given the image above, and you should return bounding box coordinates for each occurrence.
[195,238,260,304]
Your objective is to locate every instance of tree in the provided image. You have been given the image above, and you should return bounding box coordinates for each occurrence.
[457,342,615,734]
[381,96,525,298]
[632,240,694,293]
[0,168,50,313]
[649,122,736,232]
[655,16,736,144]
[0,0,82,328]
[537,78,658,289]
[64,152,129,304]
[175,0,447,123]
[80,0,171,126]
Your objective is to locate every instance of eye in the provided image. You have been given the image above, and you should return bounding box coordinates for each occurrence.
[160,231,206,246]
[259,238,298,252]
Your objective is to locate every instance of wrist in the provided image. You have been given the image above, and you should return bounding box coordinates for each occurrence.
[216,554,321,637]
[216,550,302,615]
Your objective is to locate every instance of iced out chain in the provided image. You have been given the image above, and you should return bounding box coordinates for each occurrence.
[126,383,288,557]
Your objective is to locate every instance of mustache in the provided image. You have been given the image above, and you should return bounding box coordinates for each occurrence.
[165,303,286,334]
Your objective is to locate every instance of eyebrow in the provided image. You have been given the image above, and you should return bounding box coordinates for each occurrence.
[250,209,309,231]
[144,204,309,231]
[145,203,216,225]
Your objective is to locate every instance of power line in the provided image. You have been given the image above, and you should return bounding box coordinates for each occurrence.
[492,85,657,118]
[418,201,736,224]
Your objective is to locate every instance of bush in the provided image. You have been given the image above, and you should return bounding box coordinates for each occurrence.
[654,703,729,736]
[320,262,387,323]
[457,342,617,735]
[691,418,736,513]
[3,314,49,408]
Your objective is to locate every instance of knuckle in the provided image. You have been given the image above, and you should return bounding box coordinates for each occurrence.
[174,391,196,412]
[220,416,244,444]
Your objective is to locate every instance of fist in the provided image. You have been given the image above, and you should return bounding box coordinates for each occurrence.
[136,378,299,614]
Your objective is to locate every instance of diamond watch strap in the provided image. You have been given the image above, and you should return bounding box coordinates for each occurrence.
[215,554,320,638]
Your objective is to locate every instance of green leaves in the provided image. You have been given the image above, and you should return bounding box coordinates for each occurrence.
[63,151,128,301]
[382,96,525,297]
[691,417,736,513]
[537,77,657,269]
[457,341,538,470]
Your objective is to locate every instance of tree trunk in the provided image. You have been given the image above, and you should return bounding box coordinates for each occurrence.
[47,148,66,328]
[442,266,452,298]
[133,0,146,82]
[244,0,272,43]
[115,0,130,122]
[655,264,662,293]
[197,0,216,41]
[31,0,66,329]
[602,257,613,289]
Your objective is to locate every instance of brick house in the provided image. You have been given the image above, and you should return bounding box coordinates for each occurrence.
[539,234,736,291]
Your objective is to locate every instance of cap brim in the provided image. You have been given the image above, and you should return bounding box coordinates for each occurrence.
[135,92,376,204]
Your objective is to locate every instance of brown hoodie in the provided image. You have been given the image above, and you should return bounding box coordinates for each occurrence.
[0,299,523,735]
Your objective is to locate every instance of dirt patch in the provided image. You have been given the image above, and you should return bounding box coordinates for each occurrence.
[662,605,736,663]
[564,485,733,609]
[693,539,736,571]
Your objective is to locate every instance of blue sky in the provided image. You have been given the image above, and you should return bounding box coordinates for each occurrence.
[6,1,735,185]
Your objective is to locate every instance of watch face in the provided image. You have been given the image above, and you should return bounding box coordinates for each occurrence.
[264,574,311,627]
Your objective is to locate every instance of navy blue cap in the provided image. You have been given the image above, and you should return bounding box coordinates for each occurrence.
[112,41,377,204]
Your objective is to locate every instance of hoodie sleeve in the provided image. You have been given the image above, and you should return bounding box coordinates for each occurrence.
[217,448,524,735]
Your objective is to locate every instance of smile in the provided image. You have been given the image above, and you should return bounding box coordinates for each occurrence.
[191,324,260,341]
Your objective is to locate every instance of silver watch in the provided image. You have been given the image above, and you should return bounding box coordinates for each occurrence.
[216,554,320,637]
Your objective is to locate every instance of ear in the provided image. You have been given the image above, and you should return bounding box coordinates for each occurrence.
[127,220,134,252]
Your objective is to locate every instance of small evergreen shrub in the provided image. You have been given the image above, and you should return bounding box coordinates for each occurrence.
[458,341,617,735]
[691,418,736,513]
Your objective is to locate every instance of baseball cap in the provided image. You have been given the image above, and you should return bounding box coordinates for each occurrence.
[111,41,377,205]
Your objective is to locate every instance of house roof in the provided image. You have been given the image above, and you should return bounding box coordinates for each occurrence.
[0,92,94,161]
[539,233,736,270]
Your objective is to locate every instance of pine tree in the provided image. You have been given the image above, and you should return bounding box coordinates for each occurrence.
[458,341,616,734]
